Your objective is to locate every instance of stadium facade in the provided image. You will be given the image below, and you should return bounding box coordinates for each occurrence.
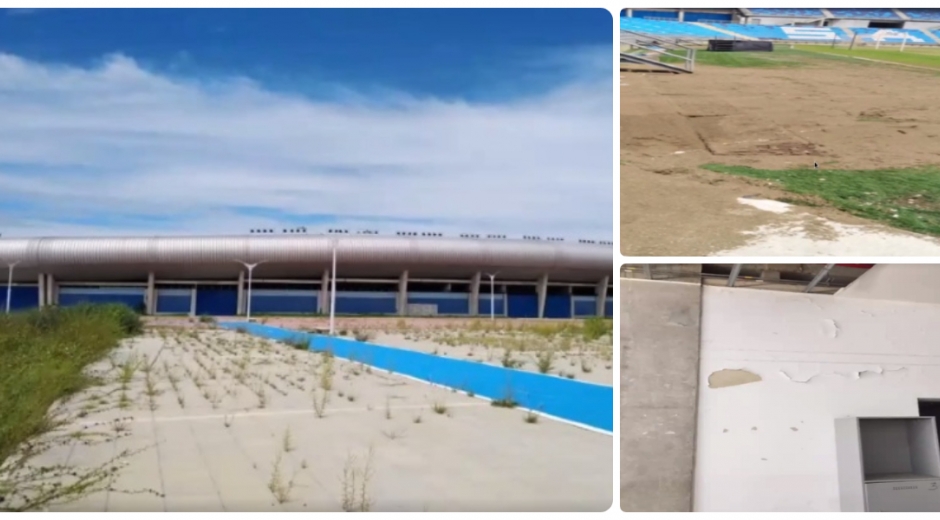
[0,234,614,319]
[620,8,940,45]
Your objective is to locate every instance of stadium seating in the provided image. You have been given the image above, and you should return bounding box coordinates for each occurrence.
[849,27,936,44]
[747,8,825,18]
[902,9,940,21]
[620,17,726,38]
[826,9,899,20]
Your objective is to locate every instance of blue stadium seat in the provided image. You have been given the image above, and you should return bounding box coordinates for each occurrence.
[902,9,940,21]
[748,8,825,18]
[620,17,726,38]
[849,27,936,44]
[827,9,899,20]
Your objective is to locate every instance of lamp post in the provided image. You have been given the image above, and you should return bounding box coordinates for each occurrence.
[235,260,266,322]
[484,272,498,321]
[329,240,337,336]
[5,261,19,314]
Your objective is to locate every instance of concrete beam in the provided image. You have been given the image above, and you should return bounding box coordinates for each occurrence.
[596,275,610,317]
[397,270,409,316]
[236,270,245,315]
[537,273,549,319]
[146,272,155,315]
[469,272,481,316]
[319,269,330,314]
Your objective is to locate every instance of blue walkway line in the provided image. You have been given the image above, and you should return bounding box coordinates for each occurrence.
[218,322,613,433]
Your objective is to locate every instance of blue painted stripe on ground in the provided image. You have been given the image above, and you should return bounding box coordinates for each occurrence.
[218,322,613,433]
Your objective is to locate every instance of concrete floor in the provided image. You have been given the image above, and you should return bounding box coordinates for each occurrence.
[11,328,611,512]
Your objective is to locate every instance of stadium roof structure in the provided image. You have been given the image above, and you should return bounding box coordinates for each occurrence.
[0,234,613,283]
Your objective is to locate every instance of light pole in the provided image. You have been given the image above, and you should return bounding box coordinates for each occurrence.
[329,240,337,336]
[235,260,266,322]
[484,272,498,321]
[5,261,20,314]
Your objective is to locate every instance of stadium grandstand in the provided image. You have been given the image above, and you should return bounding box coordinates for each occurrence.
[620,8,940,46]
[0,232,614,319]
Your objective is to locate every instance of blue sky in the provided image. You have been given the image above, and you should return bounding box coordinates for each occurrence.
[0,8,613,239]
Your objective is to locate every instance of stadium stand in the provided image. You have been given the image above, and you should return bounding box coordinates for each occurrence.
[902,9,940,21]
[826,8,899,20]
[620,17,726,38]
[849,27,936,44]
[747,8,825,18]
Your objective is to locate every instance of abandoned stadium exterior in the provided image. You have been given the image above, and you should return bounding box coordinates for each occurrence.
[0,234,613,319]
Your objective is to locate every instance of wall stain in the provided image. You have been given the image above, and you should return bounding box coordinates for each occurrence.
[708,368,762,388]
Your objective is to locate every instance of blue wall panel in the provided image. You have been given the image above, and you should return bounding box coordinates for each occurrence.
[219,322,614,433]
[573,298,596,317]
[407,293,469,315]
[250,289,318,314]
[684,11,732,22]
[507,294,539,318]
[605,298,613,318]
[335,292,396,315]
[1,286,39,311]
[544,294,572,319]
[477,295,505,316]
[196,286,238,316]
[59,287,145,310]
[156,289,191,314]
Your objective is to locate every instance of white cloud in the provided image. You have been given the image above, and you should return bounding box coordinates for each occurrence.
[0,51,612,240]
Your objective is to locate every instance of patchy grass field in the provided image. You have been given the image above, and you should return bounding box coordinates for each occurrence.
[1,320,611,512]
[663,49,804,68]
[701,164,940,237]
[796,45,940,70]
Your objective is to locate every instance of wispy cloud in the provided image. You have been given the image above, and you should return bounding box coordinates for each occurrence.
[0,48,612,240]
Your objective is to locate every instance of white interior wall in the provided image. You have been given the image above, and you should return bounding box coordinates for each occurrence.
[694,285,940,512]
[836,264,940,305]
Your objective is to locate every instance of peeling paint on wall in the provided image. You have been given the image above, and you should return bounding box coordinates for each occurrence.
[778,366,907,383]
[708,369,762,388]
[821,318,840,339]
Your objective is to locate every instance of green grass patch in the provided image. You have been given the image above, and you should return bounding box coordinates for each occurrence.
[702,164,940,236]
[663,49,804,68]
[795,45,940,70]
[0,304,142,468]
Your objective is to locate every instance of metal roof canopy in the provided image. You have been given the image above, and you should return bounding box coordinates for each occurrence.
[0,235,612,284]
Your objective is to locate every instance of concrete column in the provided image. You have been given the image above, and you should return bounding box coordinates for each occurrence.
[37,273,45,308]
[397,270,409,316]
[469,272,481,316]
[236,270,245,315]
[536,274,549,319]
[189,287,197,317]
[146,272,155,315]
[596,275,610,317]
[319,269,330,314]
[620,274,702,512]
[47,274,57,306]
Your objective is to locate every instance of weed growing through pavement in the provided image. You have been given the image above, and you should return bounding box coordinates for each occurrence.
[340,446,375,512]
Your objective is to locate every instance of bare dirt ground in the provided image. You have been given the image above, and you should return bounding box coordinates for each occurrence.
[144,316,614,386]
[3,328,611,512]
[621,55,940,256]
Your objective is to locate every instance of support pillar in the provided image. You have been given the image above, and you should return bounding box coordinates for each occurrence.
[469,272,481,316]
[146,272,155,315]
[189,287,197,317]
[319,269,330,314]
[397,270,409,316]
[537,273,549,319]
[596,275,610,317]
[47,274,57,306]
[236,270,245,315]
[37,273,45,308]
